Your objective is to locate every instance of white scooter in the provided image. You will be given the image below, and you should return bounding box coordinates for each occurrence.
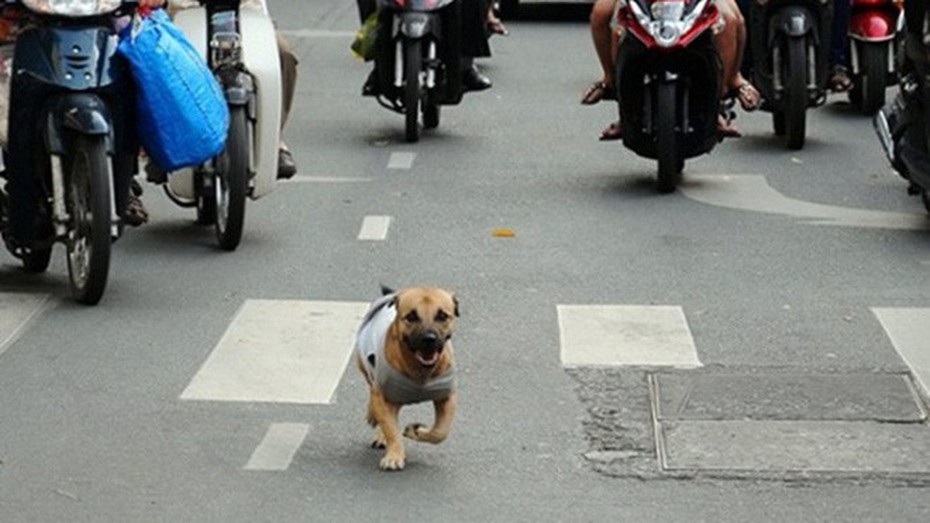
[158,0,281,250]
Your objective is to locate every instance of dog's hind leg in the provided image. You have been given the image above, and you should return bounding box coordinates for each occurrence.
[404,393,457,444]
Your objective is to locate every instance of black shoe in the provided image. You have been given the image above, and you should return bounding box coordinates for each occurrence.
[362,70,379,96]
[463,65,492,92]
[277,147,297,180]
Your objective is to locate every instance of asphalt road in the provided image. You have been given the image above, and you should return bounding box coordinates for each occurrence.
[2,1,930,521]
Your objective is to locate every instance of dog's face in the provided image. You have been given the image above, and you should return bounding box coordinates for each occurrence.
[394,287,458,367]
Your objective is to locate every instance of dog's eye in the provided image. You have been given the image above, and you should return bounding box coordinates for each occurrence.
[403,311,421,323]
[435,310,450,322]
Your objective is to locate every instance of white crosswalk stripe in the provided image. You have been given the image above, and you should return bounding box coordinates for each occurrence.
[0,292,52,358]
[872,308,930,398]
[558,305,702,368]
[180,299,369,404]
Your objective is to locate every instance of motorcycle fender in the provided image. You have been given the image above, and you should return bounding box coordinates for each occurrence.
[396,12,440,40]
[849,10,899,42]
[45,94,113,156]
[768,7,815,42]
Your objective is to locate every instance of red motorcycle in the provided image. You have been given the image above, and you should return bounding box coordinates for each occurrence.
[849,0,904,114]
[614,0,723,193]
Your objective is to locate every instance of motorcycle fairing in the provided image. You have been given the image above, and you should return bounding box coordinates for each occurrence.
[44,93,114,155]
[13,26,121,91]
[615,33,721,160]
[377,0,456,12]
[766,5,819,42]
[617,0,720,50]
[393,11,442,40]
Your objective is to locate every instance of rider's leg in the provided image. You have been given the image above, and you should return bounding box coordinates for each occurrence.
[277,32,298,179]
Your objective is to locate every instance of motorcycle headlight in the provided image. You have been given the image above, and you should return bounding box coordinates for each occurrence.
[21,0,123,17]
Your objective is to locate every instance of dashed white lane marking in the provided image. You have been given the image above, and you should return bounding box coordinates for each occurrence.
[0,292,52,358]
[278,29,355,38]
[284,176,373,183]
[244,423,311,471]
[387,152,416,170]
[873,308,930,397]
[358,215,392,241]
[681,175,930,230]
[180,300,369,404]
[558,305,702,367]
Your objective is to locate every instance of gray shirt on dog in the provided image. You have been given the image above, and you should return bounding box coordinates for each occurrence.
[356,293,455,405]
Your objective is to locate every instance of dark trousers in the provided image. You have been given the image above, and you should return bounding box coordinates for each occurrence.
[356,0,490,58]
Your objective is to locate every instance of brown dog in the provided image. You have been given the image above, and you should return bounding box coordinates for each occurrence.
[355,286,459,471]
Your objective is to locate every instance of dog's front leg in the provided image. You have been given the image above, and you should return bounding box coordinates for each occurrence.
[370,390,405,470]
[404,392,457,444]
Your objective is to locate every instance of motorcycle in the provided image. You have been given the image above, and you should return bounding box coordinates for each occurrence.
[848,0,904,114]
[365,0,464,143]
[748,0,833,150]
[874,1,930,212]
[158,0,281,250]
[0,0,142,305]
[613,0,724,193]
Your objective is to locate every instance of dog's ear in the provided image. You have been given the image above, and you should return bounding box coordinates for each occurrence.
[452,294,460,317]
[380,284,395,296]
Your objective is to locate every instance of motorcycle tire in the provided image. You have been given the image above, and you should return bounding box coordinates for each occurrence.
[656,80,682,193]
[196,171,216,226]
[66,134,111,305]
[921,189,930,215]
[772,111,786,136]
[785,37,808,150]
[424,90,440,129]
[404,39,423,143]
[214,105,249,251]
[859,42,889,115]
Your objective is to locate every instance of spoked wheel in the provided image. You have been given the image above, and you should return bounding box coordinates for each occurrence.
[66,135,112,305]
[403,39,423,143]
[213,106,249,251]
[655,80,682,193]
[784,37,808,150]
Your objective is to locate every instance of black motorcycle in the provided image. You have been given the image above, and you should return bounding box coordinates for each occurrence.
[749,0,833,150]
[874,0,930,212]
[0,0,141,305]
[365,0,463,143]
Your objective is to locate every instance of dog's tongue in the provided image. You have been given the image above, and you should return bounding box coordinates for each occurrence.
[417,351,440,366]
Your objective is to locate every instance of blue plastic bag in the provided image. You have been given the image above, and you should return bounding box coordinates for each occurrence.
[117,9,228,171]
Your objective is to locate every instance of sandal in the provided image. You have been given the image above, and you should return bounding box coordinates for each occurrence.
[735,81,761,111]
[581,80,616,105]
[124,193,149,227]
[717,113,741,138]
[829,65,853,93]
[487,17,509,36]
[599,120,622,141]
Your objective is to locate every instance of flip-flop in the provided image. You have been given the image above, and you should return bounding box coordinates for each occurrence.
[487,19,509,36]
[736,81,761,111]
[582,81,616,105]
[599,120,622,141]
[717,114,742,138]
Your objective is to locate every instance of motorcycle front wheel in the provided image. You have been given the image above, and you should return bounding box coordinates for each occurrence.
[404,39,423,143]
[656,80,682,193]
[856,42,889,115]
[784,36,808,150]
[213,105,249,251]
[66,135,111,305]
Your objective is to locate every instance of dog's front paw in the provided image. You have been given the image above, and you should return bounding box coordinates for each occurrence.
[403,423,427,441]
[379,452,406,471]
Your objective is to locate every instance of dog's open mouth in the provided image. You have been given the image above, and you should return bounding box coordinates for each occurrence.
[415,350,440,367]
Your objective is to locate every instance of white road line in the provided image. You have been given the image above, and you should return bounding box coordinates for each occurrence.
[284,176,373,183]
[873,308,930,397]
[558,305,702,368]
[358,215,392,241]
[387,152,416,170]
[681,175,930,230]
[278,29,355,38]
[0,292,52,358]
[244,423,310,471]
[180,300,369,404]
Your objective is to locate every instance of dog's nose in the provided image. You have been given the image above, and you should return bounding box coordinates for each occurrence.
[421,332,438,345]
